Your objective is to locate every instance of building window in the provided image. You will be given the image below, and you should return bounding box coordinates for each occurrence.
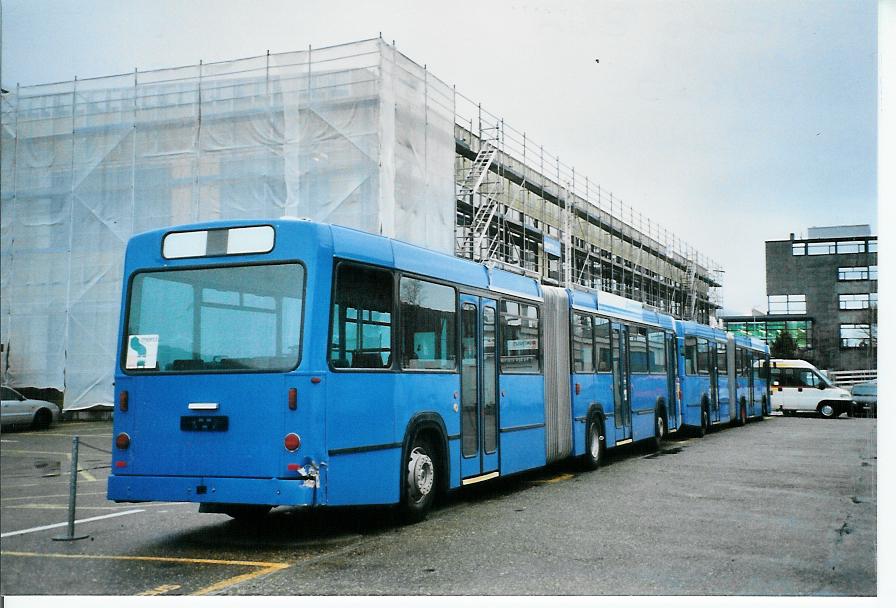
[768,294,806,314]
[840,323,875,349]
[792,243,806,256]
[807,241,836,255]
[836,240,868,254]
[868,240,878,253]
[724,319,813,350]
[838,293,877,310]
[839,266,877,281]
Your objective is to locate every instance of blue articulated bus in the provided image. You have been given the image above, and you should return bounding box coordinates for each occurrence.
[729,334,771,425]
[676,321,770,435]
[108,218,759,521]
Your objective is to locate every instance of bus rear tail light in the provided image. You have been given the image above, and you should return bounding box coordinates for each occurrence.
[119,391,129,412]
[288,388,297,410]
[116,433,131,450]
[284,433,301,452]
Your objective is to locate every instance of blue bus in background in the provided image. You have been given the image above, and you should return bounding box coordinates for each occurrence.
[108,218,765,521]
[676,321,770,436]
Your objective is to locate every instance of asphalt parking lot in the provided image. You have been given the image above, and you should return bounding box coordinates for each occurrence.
[0,414,877,596]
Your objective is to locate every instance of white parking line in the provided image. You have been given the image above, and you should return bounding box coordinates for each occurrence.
[0,509,145,538]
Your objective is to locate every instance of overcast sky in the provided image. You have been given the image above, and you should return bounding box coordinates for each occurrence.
[0,0,879,314]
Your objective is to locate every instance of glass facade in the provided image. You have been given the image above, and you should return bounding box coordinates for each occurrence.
[725,319,813,349]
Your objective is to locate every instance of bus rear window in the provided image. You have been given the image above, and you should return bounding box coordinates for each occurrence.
[123,263,304,373]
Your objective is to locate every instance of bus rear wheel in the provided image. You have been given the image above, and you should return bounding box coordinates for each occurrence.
[650,412,666,451]
[582,417,604,470]
[694,407,708,438]
[399,435,437,523]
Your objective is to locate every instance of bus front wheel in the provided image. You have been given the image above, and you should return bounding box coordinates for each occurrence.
[399,435,437,523]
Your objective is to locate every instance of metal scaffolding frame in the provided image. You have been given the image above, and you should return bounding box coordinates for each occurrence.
[452,91,723,323]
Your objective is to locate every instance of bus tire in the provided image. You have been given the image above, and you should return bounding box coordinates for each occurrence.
[582,416,604,471]
[650,410,666,451]
[694,406,708,438]
[399,433,437,523]
[817,402,838,419]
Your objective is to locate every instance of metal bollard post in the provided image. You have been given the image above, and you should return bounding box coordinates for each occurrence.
[53,436,89,541]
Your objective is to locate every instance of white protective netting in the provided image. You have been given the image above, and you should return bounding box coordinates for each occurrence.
[0,38,455,408]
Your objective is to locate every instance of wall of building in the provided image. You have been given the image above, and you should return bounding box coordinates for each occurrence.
[765,237,877,371]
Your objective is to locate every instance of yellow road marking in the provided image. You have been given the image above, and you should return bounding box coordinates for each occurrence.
[534,473,574,484]
[16,433,112,438]
[138,583,182,596]
[2,449,72,456]
[1,552,290,596]
[5,504,140,511]
[1,491,107,504]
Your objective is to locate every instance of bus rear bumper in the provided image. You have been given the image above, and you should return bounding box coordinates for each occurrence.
[107,473,319,507]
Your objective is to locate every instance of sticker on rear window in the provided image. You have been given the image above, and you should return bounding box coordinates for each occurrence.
[126,334,159,369]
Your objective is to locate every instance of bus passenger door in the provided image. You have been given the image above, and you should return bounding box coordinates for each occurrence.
[612,323,632,443]
[460,295,499,480]
[665,332,679,430]
[709,343,721,423]
[746,351,755,416]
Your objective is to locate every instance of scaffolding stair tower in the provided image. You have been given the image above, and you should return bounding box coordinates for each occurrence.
[457,125,503,262]
[684,257,699,321]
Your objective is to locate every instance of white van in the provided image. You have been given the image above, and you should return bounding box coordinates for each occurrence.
[768,359,852,418]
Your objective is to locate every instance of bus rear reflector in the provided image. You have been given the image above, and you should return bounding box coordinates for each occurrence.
[119,391,129,412]
[288,388,297,410]
[285,433,301,452]
[116,433,131,450]
[115,461,127,468]
[287,463,301,472]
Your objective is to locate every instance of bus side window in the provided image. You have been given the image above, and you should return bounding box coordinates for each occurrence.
[399,277,456,371]
[647,329,666,374]
[329,263,393,369]
[594,317,612,373]
[716,342,727,375]
[500,300,540,374]
[571,313,594,373]
[696,338,710,375]
[628,327,648,374]
[684,336,698,375]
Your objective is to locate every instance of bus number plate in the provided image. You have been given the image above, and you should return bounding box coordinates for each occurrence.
[180,416,229,432]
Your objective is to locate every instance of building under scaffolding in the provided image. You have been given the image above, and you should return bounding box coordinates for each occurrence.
[1,37,722,408]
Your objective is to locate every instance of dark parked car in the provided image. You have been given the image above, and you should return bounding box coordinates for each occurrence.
[850,380,877,418]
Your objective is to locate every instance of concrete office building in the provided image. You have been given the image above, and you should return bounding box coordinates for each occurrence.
[1,38,722,407]
[725,225,877,372]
